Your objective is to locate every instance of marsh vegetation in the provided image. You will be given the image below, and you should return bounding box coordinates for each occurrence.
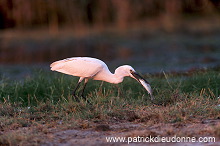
[0,69,219,145]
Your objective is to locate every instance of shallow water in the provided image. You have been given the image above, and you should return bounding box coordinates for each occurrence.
[0,32,220,79]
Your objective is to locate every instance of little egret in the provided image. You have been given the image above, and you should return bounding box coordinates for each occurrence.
[50,57,153,101]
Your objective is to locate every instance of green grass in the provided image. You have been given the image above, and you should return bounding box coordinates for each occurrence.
[0,69,220,145]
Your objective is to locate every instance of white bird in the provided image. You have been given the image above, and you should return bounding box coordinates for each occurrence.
[50,57,153,101]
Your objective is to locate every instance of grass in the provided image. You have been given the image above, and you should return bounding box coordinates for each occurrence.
[0,69,220,145]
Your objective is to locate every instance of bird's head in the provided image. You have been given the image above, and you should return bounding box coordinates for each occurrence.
[116,65,154,100]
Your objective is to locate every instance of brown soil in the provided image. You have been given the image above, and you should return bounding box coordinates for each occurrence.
[3,119,219,145]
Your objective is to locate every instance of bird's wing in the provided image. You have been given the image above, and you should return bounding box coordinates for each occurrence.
[50,57,105,78]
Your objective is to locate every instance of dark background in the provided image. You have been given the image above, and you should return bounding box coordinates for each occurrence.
[0,0,220,74]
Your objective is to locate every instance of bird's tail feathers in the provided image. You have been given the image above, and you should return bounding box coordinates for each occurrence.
[50,60,65,71]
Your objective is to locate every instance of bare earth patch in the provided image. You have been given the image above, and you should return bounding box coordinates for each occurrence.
[3,119,218,145]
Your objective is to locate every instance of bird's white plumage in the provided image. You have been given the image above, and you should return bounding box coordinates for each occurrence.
[50,57,153,98]
[51,57,109,79]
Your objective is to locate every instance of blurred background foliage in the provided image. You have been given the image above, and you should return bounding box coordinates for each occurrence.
[0,0,220,30]
[0,0,220,31]
[0,0,220,73]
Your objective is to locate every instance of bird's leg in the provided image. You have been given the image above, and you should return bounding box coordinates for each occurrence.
[80,78,88,100]
[115,84,121,97]
[73,77,84,101]
[72,82,81,102]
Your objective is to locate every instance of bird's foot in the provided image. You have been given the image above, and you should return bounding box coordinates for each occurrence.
[72,93,90,104]
[150,95,154,101]
[80,94,86,101]
[81,95,91,104]
[73,93,80,102]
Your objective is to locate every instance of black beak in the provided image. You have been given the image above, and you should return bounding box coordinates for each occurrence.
[131,71,149,84]
[130,71,154,100]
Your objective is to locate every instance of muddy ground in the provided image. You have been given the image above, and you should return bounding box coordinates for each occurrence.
[2,118,219,146]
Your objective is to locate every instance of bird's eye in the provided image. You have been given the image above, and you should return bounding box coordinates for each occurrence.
[130,70,133,73]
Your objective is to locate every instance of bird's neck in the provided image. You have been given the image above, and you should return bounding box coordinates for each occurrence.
[106,66,129,84]
[107,73,124,84]
[93,69,124,84]
[93,66,128,84]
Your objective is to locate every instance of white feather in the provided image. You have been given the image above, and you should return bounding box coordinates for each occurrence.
[50,57,153,97]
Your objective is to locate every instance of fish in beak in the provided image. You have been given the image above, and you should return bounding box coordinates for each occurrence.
[130,71,154,100]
